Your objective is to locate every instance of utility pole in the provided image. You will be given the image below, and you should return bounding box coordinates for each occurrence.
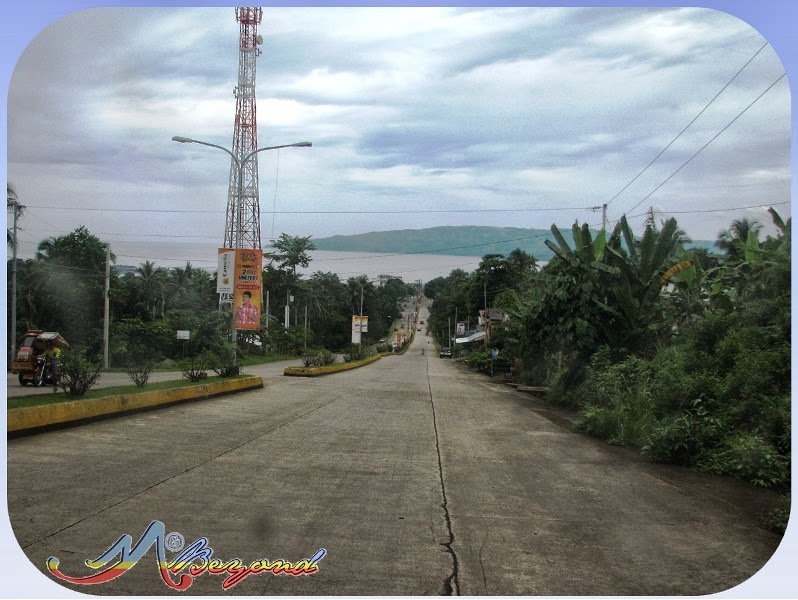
[590,204,608,231]
[448,318,451,348]
[265,289,270,329]
[103,245,111,369]
[8,189,23,366]
[645,206,655,231]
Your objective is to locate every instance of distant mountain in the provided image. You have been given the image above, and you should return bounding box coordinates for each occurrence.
[313,226,562,259]
[313,225,716,259]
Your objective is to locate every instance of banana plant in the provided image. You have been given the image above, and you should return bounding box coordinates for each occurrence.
[604,215,686,350]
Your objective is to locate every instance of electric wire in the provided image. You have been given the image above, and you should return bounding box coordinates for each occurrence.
[623,72,786,218]
[605,42,771,210]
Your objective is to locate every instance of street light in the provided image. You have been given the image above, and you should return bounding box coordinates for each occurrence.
[172,135,312,363]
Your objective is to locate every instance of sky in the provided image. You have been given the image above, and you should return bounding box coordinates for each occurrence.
[4,3,792,276]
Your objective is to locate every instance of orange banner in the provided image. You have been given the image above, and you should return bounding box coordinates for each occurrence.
[233,249,263,330]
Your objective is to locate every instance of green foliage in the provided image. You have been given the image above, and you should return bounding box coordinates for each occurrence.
[643,399,724,466]
[179,353,209,382]
[207,349,240,377]
[466,347,492,374]
[301,349,337,367]
[265,233,316,276]
[696,433,789,488]
[342,344,368,363]
[55,349,102,396]
[764,495,791,534]
[126,362,154,387]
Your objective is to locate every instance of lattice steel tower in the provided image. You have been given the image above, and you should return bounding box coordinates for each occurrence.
[224,6,263,251]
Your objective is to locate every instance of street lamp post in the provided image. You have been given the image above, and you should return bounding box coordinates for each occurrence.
[172,136,311,364]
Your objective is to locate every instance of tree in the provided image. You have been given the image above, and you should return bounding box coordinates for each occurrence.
[604,215,687,353]
[716,218,762,260]
[266,233,316,277]
[32,226,113,350]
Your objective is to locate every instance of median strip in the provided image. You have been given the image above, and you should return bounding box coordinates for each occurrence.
[283,354,382,377]
[7,375,264,434]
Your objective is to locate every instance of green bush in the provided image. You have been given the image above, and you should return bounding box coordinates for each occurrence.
[466,347,492,374]
[763,494,791,534]
[179,354,208,382]
[208,350,239,377]
[55,349,103,396]
[576,388,657,447]
[302,349,336,367]
[696,433,789,488]
[643,398,724,466]
[342,345,367,363]
[127,362,154,387]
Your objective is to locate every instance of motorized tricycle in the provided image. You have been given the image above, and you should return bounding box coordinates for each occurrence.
[11,330,69,387]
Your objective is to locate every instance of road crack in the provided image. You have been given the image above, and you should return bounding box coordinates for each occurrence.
[428,373,460,596]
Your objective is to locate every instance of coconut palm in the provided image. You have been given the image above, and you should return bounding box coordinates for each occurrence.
[716,218,762,260]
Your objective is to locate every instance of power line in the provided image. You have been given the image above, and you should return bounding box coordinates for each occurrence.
[606,42,771,210]
[625,72,786,217]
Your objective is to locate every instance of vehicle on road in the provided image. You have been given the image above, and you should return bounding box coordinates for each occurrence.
[12,330,68,387]
[440,347,453,358]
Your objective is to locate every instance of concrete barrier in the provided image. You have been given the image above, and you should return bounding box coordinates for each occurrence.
[7,376,264,434]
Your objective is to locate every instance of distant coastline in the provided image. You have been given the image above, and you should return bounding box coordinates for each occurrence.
[313,225,715,258]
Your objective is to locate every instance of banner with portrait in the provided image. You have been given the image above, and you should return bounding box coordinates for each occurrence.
[233,249,263,330]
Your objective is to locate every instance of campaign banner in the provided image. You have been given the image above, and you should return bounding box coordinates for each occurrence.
[456,321,465,336]
[352,315,368,333]
[217,249,235,294]
[233,249,263,330]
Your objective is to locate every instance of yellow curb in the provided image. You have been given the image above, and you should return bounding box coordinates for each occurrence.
[284,354,381,377]
[8,376,264,433]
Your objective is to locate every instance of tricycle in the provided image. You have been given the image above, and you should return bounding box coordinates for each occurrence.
[11,330,69,387]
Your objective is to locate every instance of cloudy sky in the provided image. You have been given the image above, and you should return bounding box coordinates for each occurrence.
[3,2,793,274]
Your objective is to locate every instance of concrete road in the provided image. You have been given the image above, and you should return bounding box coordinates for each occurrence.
[5,319,784,595]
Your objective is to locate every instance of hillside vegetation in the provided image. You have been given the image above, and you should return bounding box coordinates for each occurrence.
[424,210,790,533]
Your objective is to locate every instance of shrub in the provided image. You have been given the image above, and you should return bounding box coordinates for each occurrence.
[127,362,154,387]
[763,494,791,535]
[56,349,102,396]
[301,349,337,367]
[209,350,239,377]
[643,398,723,465]
[466,347,492,374]
[343,345,367,363]
[576,388,657,447]
[180,354,208,382]
[696,433,789,488]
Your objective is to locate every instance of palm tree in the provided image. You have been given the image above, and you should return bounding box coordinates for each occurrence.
[136,260,166,317]
[716,218,762,260]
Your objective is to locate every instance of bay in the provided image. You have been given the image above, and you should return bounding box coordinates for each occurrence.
[107,240,483,282]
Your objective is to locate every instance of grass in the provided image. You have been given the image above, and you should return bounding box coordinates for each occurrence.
[8,375,251,410]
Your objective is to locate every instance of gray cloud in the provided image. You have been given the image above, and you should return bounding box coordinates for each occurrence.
[6,6,790,270]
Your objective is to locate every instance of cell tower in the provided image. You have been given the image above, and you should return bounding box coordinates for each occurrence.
[219,7,263,309]
[225,7,263,252]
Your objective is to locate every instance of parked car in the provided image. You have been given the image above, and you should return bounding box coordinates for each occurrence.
[440,347,453,358]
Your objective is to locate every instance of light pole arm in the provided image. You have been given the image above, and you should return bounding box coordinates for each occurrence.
[172,136,240,168]
[242,141,312,165]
